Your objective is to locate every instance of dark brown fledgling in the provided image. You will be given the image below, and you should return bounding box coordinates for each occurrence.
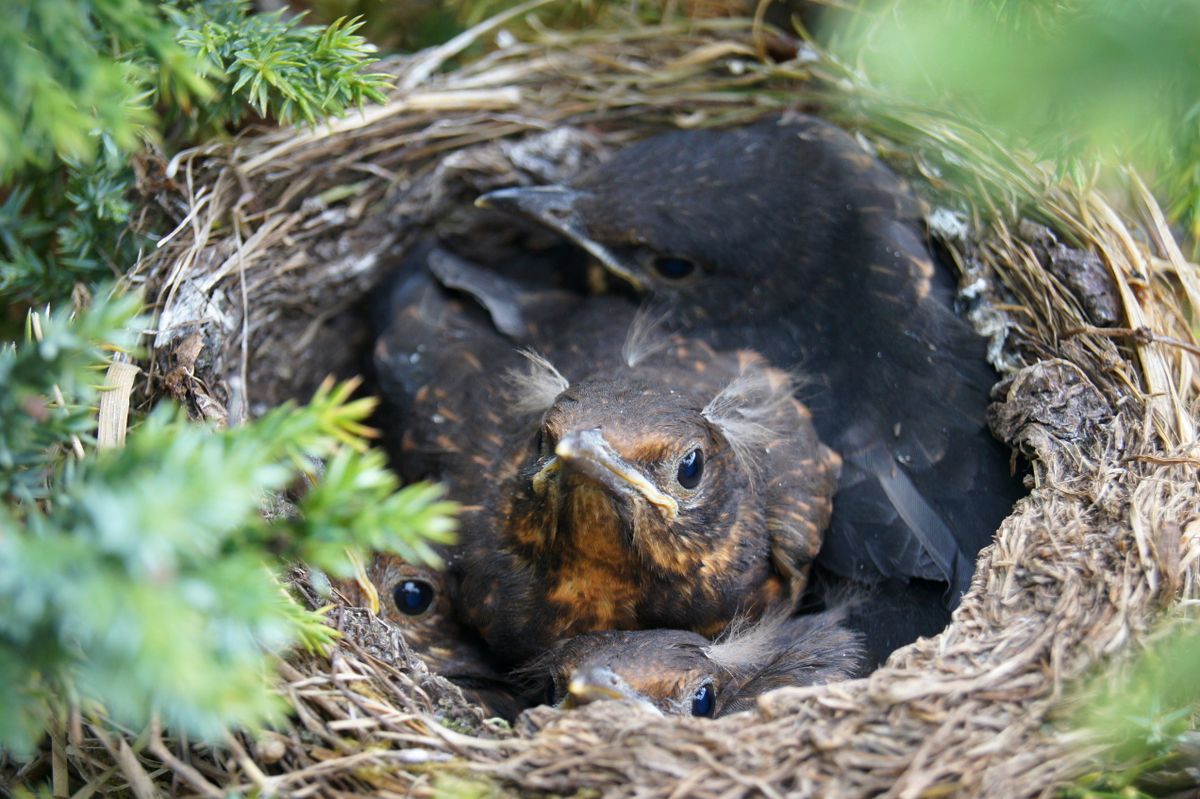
[522,609,864,718]
[375,270,840,668]
[476,114,1024,660]
[336,555,526,719]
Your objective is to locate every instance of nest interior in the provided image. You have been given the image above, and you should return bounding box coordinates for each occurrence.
[57,12,1200,799]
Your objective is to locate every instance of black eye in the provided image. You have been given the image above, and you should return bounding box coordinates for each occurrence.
[652,256,696,281]
[691,682,716,717]
[392,579,435,616]
[676,448,704,489]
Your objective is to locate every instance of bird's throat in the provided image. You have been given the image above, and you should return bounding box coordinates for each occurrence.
[544,484,643,634]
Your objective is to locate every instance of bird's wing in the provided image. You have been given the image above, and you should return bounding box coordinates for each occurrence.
[762,404,842,599]
[426,247,532,340]
[372,243,527,486]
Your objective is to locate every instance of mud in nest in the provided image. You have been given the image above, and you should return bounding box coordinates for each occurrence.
[60,11,1200,798]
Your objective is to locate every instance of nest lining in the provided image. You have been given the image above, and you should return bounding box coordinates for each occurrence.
[45,13,1200,799]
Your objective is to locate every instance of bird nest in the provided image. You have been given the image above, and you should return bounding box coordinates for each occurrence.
[73,10,1200,798]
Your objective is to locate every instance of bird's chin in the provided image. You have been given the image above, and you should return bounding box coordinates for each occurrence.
[563,478,630,528]
[556,478,680,566]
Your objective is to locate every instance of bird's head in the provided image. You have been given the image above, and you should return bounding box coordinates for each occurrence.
[476,116,927,326]
[475,147,761,298]
[338,556,525,718]
[353,557,460,670]
[522,609,865,718]
[531,370,734,537]
[523,628,725,718]
[501,343,832,598]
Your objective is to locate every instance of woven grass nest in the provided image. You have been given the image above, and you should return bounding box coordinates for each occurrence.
[83,9,1200,798]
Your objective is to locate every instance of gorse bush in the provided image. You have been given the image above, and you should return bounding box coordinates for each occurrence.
[2,0,387,175]
[1,0,389,305]
[0,138,144,304]
[0,293,456,755]
[169,1,389,129]
[1067,626,1200,798]
[0,0,446,761]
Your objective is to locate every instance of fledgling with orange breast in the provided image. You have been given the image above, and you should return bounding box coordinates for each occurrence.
[451,309,841,667]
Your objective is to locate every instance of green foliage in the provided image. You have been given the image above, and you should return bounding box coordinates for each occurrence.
[170,0,390,128]
[825,0,1200,243]
[1064,624,1200,798]
[0,0,187,173]
[0,291,142,502]
[1,0,390,177]
[0,294,457,756]
[0,139,146,303]
[297,447,456,572]
[0,0,392,305]
[0,0,445,766]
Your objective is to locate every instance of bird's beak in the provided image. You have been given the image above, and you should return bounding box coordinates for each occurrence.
[562,666,663,716]
[554,429,679,520]
[475,186,646,291]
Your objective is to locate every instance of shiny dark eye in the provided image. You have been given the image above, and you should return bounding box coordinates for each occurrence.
[676,448,704,489]
[652,256,696,281]
[392,579,435,616]
[691,682,716,717]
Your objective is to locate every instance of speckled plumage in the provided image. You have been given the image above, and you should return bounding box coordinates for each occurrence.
[523,608,864,717]
[478,114,1023,660]
[374,269,839,668]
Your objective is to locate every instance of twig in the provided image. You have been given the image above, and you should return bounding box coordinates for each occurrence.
[114,740,158,799]
[398,0,558,92]
[1065,324,1200,357]
[97,356,140,449]
[147,722,224,799]
[1121,454,1200,468]
[51,731,69,798]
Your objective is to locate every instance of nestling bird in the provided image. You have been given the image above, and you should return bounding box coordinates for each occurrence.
[477,114,1023,659]
[335,555,526,719]
[374,265,840,668]
[522,608,864,718]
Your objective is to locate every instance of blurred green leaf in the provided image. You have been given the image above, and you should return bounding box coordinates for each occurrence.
[826,0,1200,243]
[1066,622,1200,797]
